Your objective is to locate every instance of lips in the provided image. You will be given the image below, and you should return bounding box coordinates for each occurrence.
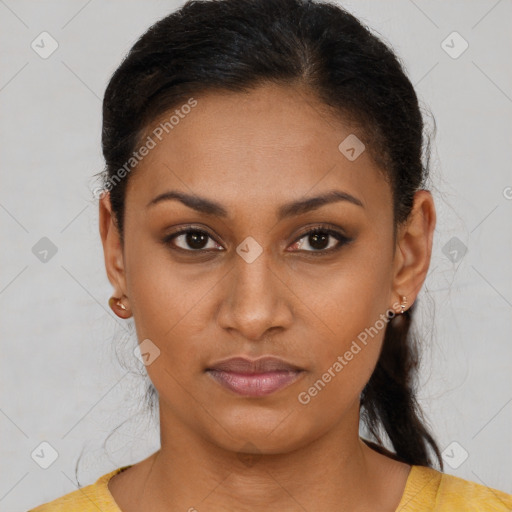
[205,356,305,397]
[206,356,303,373]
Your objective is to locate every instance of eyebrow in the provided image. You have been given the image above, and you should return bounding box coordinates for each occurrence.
[146,189,364,220]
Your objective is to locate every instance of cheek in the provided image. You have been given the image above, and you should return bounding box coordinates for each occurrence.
[295,283,391,413]
[124,238,185,332]
[292,281,393,432]
[290,237,394,407]
[127,265,218,405]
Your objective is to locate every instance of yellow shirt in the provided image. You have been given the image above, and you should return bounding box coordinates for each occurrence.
[28,464,512,511]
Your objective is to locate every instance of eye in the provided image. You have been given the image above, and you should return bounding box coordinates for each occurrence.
[163,227,223,252]
[288,225,351,255]
[162,224,352,255]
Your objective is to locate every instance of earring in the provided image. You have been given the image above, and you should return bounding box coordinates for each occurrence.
[109,296,131,319]
[400,295,407,315]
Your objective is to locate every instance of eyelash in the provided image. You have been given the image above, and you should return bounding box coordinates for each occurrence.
[162,223,352,257]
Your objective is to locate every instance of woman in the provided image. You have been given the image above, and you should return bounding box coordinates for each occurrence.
[30,0,512,510]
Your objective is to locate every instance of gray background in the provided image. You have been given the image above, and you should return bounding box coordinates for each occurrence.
[1,0,511,510]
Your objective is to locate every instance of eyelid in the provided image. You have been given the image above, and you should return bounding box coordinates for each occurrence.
[292,222,349,241]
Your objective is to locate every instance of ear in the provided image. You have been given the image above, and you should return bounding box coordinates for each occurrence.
[99,192,128,298]
[391,189,436,308]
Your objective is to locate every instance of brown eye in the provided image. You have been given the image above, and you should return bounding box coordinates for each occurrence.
[164,228,223,252]
[289,227,351,255]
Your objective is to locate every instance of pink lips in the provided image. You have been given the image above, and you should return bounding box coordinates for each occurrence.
[206,356,305,397]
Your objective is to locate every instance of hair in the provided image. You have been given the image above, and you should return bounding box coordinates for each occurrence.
[90,0,443,476]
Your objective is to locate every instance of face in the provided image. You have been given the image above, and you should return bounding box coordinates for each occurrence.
[100,83,428,456]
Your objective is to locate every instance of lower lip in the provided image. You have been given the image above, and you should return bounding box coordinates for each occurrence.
[206,370,304,397]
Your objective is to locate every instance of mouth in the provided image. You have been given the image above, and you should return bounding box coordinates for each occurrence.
[205,356,305,397]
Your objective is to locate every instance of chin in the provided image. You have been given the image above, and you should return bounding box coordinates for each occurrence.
[204,412,318,456]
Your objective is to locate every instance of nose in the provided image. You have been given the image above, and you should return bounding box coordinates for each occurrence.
[216,249,294,342]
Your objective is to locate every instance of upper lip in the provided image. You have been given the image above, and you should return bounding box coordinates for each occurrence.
[206,356,303,373]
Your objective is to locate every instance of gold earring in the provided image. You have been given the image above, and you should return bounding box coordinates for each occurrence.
[400,295,407,314]
[109,296,131,319]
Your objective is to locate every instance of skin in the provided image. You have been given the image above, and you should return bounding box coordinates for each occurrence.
[99,82,436,512]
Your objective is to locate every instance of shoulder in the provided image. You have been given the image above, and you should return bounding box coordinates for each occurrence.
[28,466,130,512]
[401,465,512,511]
[436,469,512,511]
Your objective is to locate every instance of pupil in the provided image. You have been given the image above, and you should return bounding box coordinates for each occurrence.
[310,232,328,250]
[187,231,208,249]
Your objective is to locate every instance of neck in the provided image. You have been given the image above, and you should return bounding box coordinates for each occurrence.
[123,400,409,512]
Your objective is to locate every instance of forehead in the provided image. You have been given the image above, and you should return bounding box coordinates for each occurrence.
[126,83,391,217]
